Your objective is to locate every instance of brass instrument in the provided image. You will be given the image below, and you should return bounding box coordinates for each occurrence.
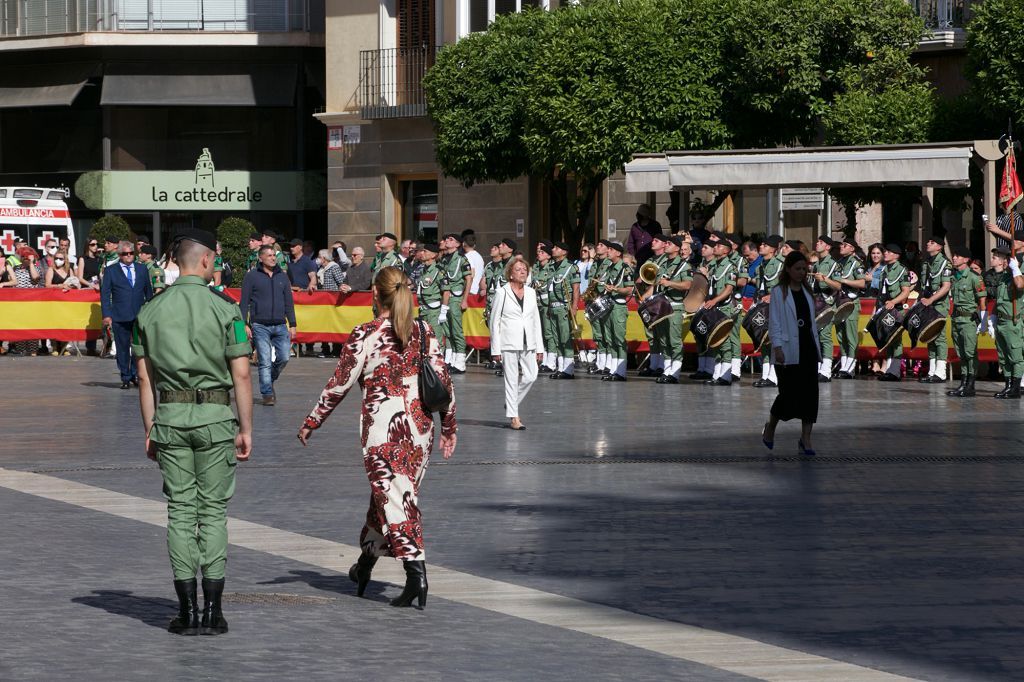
[639,261,660,286]
[582,278,601,304]
[562,274,581,339]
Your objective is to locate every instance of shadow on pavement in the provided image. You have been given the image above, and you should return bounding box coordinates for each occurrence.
[79,381,126,389]
[72,590,175,628]
[259,569,388,601]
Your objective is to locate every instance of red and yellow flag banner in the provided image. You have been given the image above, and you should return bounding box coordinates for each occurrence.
[1001,144,1023,210]
[0,289,999,361]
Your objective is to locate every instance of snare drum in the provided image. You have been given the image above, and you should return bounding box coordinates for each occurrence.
[814,294,835,327]
[638,293,674,329]
[866,306,903,352]
[584,295,614,323]
[684,272,710,314]
[833,295,859,323]
[691,306,734,353]
[902,301,945,346]
[741,300,770,352]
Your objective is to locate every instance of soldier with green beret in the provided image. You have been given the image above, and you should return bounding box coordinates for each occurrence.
[946,245,986,398]
[600,242,633,381]
[917,235,954,383]
[988,246,1024,398]
[133,228,253,636]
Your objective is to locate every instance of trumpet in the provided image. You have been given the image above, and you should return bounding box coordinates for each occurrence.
[562,275,581,339]
[582,278,601,303]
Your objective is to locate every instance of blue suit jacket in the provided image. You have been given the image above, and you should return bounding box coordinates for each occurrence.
[100,261,153,322]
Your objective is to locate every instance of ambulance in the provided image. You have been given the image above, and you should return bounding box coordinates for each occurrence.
[0,186,77,258]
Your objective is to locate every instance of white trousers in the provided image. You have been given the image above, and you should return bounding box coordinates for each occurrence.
[502,350,539,418]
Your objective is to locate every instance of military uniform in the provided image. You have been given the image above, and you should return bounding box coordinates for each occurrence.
[991,266,1024,397]
[246,249,260,272]
[654,255,691,382]
[531,260,554,370]
[834,254,866,378]
[754,253,784,387]
[601,258,633,379]
[707,256,739,383]
[145,260,166,292]
[877,260,912,380]
[639,252,668,376]
[812,253,839,379]
[132,240,251,635]
[918,252,953,382]
[546,257,580,377]
[440,250,472,371]
[692,254,718,380]
[726,251,748,380]
[586,257,609,373]
[212,254,226,291]
[99,250,120,276]
[416,261,445,349]
[484,258,509,327]
[947,265,986,397]
[370,249,402,278]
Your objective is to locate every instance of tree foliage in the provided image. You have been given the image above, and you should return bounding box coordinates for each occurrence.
[966,0,1024,126]
[88,215,134,244]
[216,216,255,273]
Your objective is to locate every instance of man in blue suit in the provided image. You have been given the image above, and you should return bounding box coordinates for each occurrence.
[101,240,154,388]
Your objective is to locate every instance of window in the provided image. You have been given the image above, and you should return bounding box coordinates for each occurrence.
[465,0,546,36]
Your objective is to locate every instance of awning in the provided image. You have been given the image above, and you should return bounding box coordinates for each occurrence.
[0,62,98,108]
[624,145,973,193]
[101,63,298,107]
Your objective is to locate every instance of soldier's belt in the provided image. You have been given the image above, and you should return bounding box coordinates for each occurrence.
[548,301,567,308]
[160,389,231,406]
[421,301,442,309]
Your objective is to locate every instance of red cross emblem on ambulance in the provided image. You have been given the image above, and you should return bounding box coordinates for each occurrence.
[36,230,57,252]
[0,230,16,254]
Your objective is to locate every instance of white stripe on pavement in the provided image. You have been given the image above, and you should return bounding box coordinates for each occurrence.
[0,467,918,682]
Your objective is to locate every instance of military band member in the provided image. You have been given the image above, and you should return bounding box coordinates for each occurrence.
[601,242,633,381]
[702,233,739,385]
[690,240,718,381]
[877,243,914,382]
[752,235,785,387]
[638,234,669,377]
[726,234,749,381]
[989,246,1024,398]
[483,244,505,371]
[439,233,473,373]
[588,240,611,374]
[99,234,121,275]
[915,236,954,383]
[416,244,445,346]
[532,241,555,372]
[654,236,693,383]
[370,232,402,276]
[547,241,581,379]
[138,244,166,294]
[259,229,289,272]
[245,232,262,272]
[947,246,987,398]
[810,235,839,382]
[821,236,869,379]
[488,239,516,376]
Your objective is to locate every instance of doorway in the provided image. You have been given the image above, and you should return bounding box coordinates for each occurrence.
[399,178,438,244]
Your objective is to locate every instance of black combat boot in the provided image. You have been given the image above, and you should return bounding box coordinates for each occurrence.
[200,578,228,635]
[946,374,967,397]
[348,552,378,598]
[960,375,976,397]
[390,560,428,609]
[994,378,1012,398]
[168,578,200,635]
[998,378,1023,399]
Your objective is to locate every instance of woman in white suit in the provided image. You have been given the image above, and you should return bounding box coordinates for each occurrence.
[490,259,545,430]
[763,251,822,455]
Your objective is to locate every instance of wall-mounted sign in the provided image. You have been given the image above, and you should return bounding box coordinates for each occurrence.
[780,188,825,211]
[75,149,325,211]
[515,218,524,238]
[343,125,361,145]
[607,218,617,238]
[328,127,343,150]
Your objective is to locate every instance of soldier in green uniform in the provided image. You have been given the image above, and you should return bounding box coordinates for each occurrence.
[877,243,913,382]
[701,232,739,385]
[245,232,262,272]
[823,236,869,379]
[482,243,504,369]
[370,232,402,277]
[132,228,253,636]
[486,239,516,376]
[690,240,718,381]
[588,240,610,374]
[654,236,692,384]
[139,245,166,293]
[810,235,839,382]
[638,235,669,377]
[439,233,473,373]
[752,235,785,387]
[259,229,289,272]
[988,246,1024,398]
[600,242,633,381]
[547,241,581,379]
[212,245,226,291]
[726,234,749,382]
[98,234,120,276]
[532,241,555,372]
[415,244,445,346]
[916,236,954,383]
[946,246,987,398]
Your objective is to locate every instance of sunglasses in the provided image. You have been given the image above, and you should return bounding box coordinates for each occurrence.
[88,242,98,247]
[120,251,135,255]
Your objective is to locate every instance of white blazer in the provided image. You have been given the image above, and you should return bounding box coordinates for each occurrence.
[490,283,545,355]
[768,284,823,365]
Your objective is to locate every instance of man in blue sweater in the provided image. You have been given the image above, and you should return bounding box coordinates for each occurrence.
[240,246,296,405]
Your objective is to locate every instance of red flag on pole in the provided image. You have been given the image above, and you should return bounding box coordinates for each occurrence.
[1000,144,1023,210]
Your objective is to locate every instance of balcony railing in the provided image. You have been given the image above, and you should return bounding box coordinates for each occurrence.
[911,0,969,30]
[0,0,321,37]
[359,46,438,120]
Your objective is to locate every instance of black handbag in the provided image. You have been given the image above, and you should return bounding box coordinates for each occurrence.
[417,319,451,413]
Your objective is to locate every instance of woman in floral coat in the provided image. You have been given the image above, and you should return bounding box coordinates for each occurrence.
[298,266,457,609]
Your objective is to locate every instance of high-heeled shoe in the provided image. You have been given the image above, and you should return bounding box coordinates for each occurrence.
[761,423,774,450]
[390,560,428,609]
[798,439,816,456]
[348,552,378,597]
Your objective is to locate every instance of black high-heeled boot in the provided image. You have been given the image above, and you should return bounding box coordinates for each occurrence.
[168,578,200,635]
[390,560,427,609]
[200,578,228,635]
[348,552,378,597]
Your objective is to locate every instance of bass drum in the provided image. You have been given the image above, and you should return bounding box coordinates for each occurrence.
[833,295,859,323]
[741,300,770,352]
[684,272,710,314]
[691,306,734,353]
[902,301,946,346]
[638,293,674,329]
[866,306,903,353]
[584,295,614,323]
[814,294,835,327]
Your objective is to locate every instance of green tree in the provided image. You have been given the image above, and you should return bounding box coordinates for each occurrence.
[88,215,134,245]
[216,216,255,274]
[965,0,1024,125]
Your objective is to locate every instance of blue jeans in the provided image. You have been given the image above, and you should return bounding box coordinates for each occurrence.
[251,323,290,397]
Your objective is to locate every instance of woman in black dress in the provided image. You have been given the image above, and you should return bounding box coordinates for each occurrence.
[763,251,820,455]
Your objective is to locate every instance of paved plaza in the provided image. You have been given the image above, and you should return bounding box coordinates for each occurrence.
[2,355,1024,681]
